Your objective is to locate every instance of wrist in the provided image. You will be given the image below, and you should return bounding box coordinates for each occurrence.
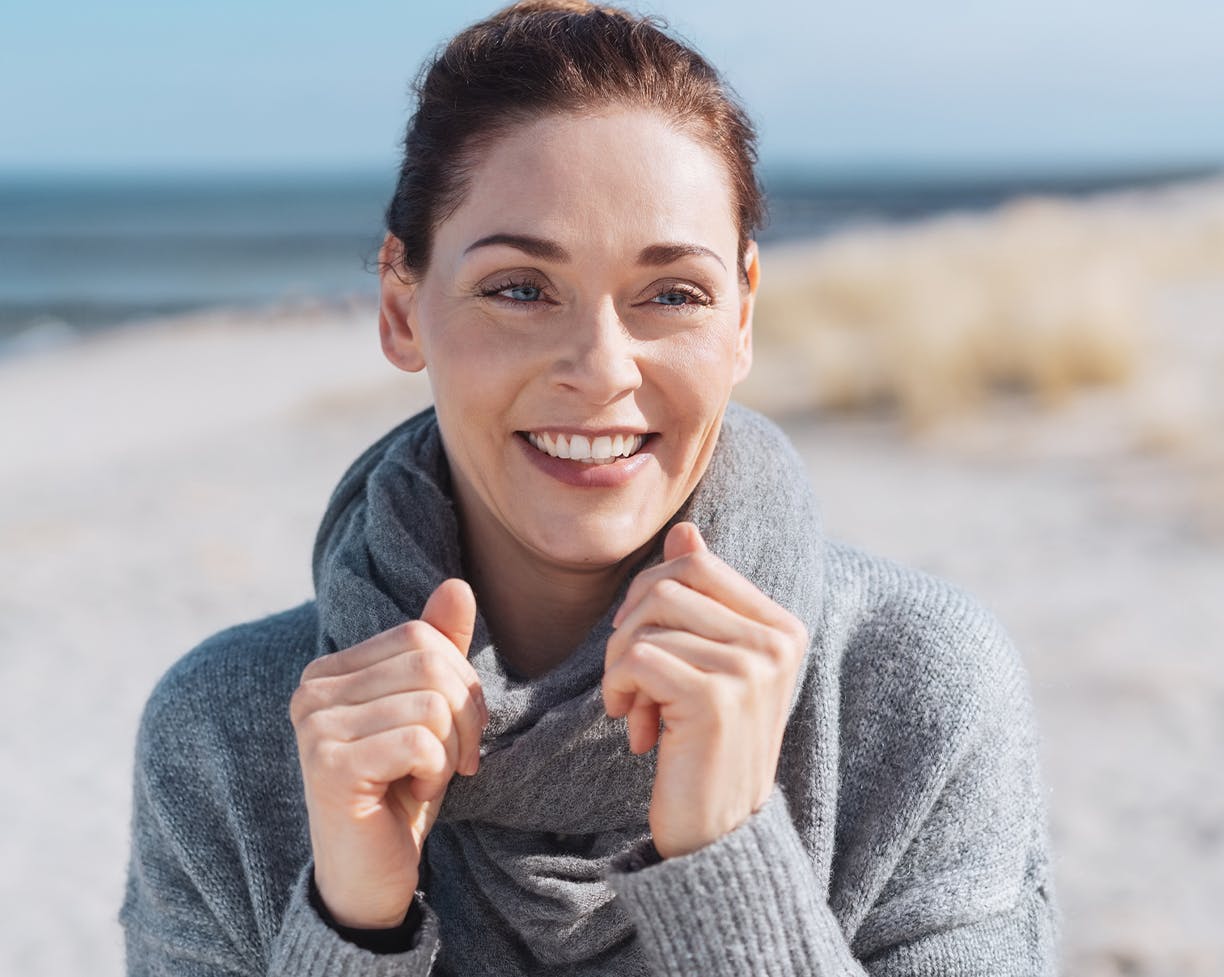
[653,806,754,860]
[310,865,420,930]
[308,870,423,954]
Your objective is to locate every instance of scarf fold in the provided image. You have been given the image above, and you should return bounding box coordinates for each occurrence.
[312,401,826,971]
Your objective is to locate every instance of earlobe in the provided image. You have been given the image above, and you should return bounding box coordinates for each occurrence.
[377,234,428,374]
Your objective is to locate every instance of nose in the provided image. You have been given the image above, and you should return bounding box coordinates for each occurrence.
[549,297,642,406]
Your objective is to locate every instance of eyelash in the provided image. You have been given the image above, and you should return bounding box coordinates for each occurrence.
[476,276,549,304]
[476,277,713,310]
[651,283,712,308]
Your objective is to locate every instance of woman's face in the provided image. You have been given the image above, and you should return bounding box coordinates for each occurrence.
[379,108,757,572]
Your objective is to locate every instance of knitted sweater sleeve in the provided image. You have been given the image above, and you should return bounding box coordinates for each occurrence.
[604,591,1059,976]
[119,617,444,976]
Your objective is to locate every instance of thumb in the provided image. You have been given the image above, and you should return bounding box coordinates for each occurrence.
[663,521,706,563]
[420,578,477,657]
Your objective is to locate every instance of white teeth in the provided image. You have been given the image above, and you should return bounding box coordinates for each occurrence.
[525,431,646,463]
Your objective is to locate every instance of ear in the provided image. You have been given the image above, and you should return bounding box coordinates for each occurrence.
[732,240,759,386]
[377,233,427,373]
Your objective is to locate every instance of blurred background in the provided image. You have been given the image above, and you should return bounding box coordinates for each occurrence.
[2,2,1221,974]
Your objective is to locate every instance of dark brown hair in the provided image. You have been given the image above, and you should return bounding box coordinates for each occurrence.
[384,0,765,280]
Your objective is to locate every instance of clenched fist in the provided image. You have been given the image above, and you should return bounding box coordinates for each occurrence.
[603,523,807,859]
[290,578,488,929]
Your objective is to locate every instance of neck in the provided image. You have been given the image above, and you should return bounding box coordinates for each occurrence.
[458,514,652,681]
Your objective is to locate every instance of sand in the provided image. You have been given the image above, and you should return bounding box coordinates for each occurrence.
[2,189,1222,975]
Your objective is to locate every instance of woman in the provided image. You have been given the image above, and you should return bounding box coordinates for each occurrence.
[121,2,1058,974]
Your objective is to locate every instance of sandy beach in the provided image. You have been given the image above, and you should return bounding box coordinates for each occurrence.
[2,181,1222,976]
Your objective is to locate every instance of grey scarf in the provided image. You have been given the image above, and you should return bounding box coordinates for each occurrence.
[312,401,825,974]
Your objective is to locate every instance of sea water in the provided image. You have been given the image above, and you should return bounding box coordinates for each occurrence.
[1,165,1215,353]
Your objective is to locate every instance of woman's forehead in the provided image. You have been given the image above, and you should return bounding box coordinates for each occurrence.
[437,109,739,263]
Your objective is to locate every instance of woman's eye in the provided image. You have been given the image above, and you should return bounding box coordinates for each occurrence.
[650,286,709,308]
[503,283,542,302]
[478,279,546,304]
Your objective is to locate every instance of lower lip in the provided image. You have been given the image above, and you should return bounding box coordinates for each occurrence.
[516,434,656,488]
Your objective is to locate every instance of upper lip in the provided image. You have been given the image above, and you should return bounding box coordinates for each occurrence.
[518,426,652,437]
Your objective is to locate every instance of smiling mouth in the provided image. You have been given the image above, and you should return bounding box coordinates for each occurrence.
[522,431,649,464]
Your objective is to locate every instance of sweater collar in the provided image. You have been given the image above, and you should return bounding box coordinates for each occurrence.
[311,400,825,964]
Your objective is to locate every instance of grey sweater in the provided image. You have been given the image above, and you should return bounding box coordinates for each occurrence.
[121,550,1057,975]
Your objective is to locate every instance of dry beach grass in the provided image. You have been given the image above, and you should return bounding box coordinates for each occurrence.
[1,178,1221,975]
[743,176,1224,539]
[748,177,1224,421]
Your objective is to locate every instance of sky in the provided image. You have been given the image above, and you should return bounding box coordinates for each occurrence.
[3,0,1223,175]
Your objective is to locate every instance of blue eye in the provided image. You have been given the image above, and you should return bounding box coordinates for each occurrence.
[478,278,546,304]
[651,285,710,308]
[505,283,541,302]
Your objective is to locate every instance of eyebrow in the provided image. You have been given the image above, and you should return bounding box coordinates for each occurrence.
[637,242,726,271]
[463,233,727,270]
[464,233,570,262]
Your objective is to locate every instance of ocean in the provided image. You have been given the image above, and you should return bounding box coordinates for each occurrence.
[1,165,1216,352]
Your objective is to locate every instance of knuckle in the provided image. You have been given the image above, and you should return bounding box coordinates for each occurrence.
[460,661,483,690]
[391,725,426,765]
[740,652,773,689]
[604,628,627,660]
[297,711,344,759]
[625,639,657,667]
[399,724,425,752]
[410,650,446,688]
[289,681,325,723]
[420,689,452,730]
[309,738,345,776]
[688,549,719,578]
[400,619,431,647]
[299,659,321,683]
[780,630,807,669]
[404,726,447,771]
[724,650,756,680]
[762,627,793,664]
[294,708,326,742]
[752,618,802,669]
[789,618,810,652]
[651,577,683,602]
[775,606,805,641]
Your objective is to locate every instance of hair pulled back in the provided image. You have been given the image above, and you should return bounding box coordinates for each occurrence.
[385,0,765,280]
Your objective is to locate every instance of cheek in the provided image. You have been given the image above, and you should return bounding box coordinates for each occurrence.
[426,319,532,415]
[651,322,741,402]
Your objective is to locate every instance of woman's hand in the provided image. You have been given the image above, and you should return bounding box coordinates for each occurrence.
[289,578,487,929]
[602,523,808,859]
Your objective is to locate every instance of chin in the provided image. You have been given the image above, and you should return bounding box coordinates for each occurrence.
[524,511,661,571]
